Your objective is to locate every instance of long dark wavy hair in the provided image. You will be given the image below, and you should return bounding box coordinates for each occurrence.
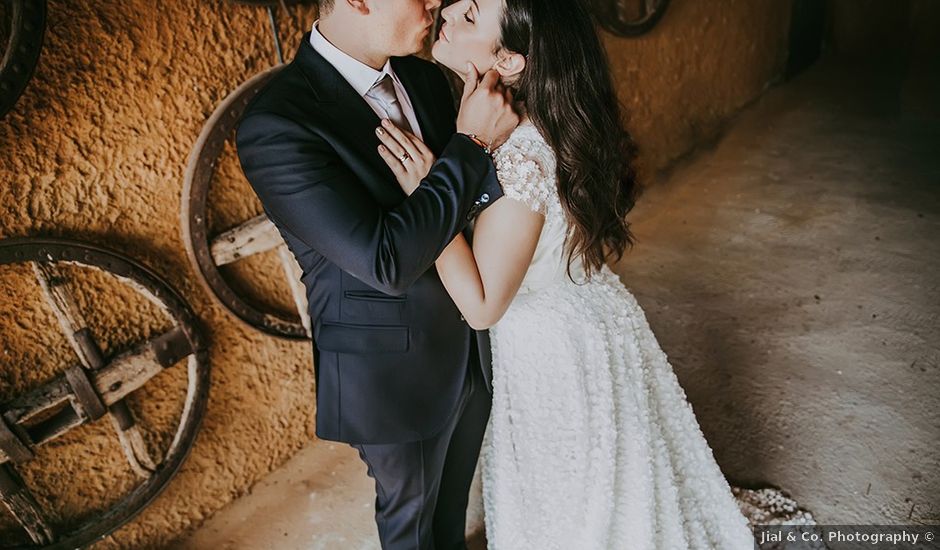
[498,0,640,280]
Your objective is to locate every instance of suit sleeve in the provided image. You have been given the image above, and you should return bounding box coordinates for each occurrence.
[235,111,502,296]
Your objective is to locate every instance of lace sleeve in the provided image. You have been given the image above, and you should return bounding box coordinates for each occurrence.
[493,135,556,216]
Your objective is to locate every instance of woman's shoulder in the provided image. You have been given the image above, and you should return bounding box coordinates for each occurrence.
[494,119,556,173]
[495,118,550,156]
[492,118,558,215]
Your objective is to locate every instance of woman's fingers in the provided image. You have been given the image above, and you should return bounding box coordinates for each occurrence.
[397,126,433,159]
[379,120,420,161]
[396,125,418,144]
[377,145,407,178]
[462,62,480,100]
[376,124,409,162]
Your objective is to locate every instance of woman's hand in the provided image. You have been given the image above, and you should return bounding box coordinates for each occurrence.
[376,119,436,196]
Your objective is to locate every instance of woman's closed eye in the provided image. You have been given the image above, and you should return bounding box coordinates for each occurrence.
[463,0,479,25]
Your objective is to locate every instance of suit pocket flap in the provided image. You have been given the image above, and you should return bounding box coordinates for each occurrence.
[317,323,409,354]
[342,291,405,321]
[343,291,407,302]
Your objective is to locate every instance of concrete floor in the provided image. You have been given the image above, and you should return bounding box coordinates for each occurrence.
[173,51,939,549]
[175,441,411,550]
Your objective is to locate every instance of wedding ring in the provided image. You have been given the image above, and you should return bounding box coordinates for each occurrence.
[399,152,411,163]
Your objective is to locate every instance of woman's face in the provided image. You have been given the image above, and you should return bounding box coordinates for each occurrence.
[432,0,505,79]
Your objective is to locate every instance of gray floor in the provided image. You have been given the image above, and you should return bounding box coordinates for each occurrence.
[175,51,940,548]
[614,51,939,525]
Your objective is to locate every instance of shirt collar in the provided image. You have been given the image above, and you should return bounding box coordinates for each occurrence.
[310,20,398,97]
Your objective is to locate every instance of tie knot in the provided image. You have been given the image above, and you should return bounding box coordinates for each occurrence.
[366,73,398,105]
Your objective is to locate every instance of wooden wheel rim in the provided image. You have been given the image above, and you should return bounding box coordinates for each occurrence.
[180,65,312,341]
[0,0,46,119]
[591,0,671,37]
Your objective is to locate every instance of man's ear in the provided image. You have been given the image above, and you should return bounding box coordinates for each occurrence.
[346,0,370,15]
[494,52,526,79]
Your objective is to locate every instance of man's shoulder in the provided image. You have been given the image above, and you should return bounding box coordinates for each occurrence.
[241,64,310,119]
[235,64,327,152]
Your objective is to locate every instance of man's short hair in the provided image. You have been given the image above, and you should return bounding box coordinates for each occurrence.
[318,0,335,13]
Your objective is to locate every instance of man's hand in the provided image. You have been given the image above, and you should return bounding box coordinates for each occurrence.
[456,63,520,151]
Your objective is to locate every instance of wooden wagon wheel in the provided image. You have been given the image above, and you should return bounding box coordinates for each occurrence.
[0,0,46,118]
[181,64,312,340]
[0,237,209,550]
[590,0,671,37]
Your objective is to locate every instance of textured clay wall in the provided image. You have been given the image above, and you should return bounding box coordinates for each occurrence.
[0,2,320,548]
[0,0,791,547]
[602,0,792,178]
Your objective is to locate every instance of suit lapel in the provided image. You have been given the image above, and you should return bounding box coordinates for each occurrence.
[293,33,404,205]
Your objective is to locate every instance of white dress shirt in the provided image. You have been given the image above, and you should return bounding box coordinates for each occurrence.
[309,21,423,140]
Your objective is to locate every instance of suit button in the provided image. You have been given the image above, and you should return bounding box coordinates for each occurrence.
[481,193,490,203]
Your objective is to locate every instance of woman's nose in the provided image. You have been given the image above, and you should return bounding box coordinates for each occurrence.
[440,3,457,23]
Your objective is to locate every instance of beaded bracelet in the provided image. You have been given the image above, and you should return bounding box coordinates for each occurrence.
[463,133,492,155]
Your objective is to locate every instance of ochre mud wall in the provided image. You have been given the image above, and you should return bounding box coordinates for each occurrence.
[602,0,792,178]
[0,0,792,546]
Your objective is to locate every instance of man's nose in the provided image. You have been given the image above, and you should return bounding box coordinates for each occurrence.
[427,0,442,11]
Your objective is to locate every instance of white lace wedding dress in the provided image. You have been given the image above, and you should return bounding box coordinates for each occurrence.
[478,119,757,550]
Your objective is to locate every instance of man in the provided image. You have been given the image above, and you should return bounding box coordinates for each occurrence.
[234,0,519,547]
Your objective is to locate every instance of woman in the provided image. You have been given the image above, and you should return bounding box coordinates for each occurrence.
[375,0,756,548]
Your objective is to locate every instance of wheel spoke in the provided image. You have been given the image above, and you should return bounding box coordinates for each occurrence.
[32,262,157,477]
[108,406,158,478]
[0,464,55,545]
[210,214,282,266]
[32,262,108,420]
[0,327,192,466]
[276,244,311,337]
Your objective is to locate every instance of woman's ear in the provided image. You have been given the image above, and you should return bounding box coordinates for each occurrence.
[494,52,526,79]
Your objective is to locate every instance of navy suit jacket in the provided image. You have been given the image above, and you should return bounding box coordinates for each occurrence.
[235,33,502,444]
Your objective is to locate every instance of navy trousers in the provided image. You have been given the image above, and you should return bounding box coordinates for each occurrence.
[351,352,491,550]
